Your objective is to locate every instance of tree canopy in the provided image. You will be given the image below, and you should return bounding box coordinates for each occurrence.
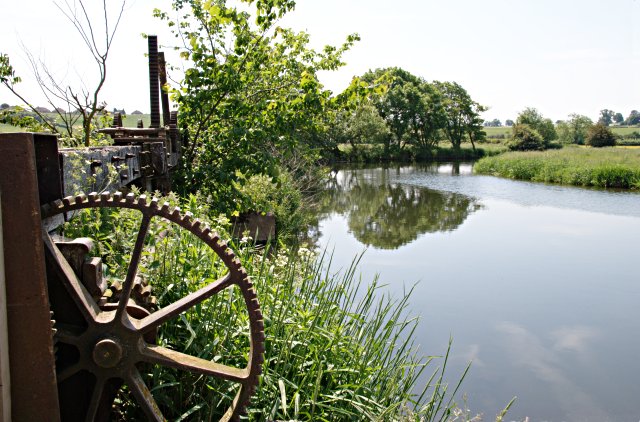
[156,0,359,212]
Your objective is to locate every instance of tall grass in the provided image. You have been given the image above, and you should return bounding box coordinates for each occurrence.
[474,146,640,189]
[63,193,469,421]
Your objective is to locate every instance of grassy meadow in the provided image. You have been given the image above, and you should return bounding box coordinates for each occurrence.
[474,146,640,188]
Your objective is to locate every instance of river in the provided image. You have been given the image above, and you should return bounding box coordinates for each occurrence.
[315,163,640,422]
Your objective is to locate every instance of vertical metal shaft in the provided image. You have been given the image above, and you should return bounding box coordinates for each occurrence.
[159,52,170,127]
[148,36,161,129]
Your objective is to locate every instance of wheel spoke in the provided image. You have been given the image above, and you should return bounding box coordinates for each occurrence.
[126,367,164,422]
[136,273,232,333]
[56,362,82,383]
[141,345,248,383]
[116,215,152,321]
[43,231,100,323]
[84,376,106,422]
[55,323,83,346]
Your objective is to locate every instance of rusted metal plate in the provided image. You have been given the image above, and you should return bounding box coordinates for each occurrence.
[0,133,60,421]
[0,191,12,422]
[33,134,63,205]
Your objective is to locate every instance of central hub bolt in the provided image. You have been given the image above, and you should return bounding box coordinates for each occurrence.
[92,339,123,368]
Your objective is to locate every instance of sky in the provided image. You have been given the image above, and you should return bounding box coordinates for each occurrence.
[1,0,638,123]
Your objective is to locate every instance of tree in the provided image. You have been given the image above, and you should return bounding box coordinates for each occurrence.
[505,119,514,127]
[557,114,592,145]
[515,107,556,144]
[626,110,640,126]
[434,81,487,151]
[0,0,126,145]
[508,124,545,151]
[613,112,624,125]
[156,0,358,212]
[0,103,9,109]
[586,123,616,147]
[335,103,390,153]
[598,109,615,126]
[361,67,445,152]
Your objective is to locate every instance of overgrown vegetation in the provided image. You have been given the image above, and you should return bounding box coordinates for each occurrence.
[474,146,640,188]
[62,193,470,421]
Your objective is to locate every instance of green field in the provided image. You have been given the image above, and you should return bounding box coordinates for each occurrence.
[483,126,512,137]
[474,145,640,188]
[484,125,640,138]
[0,112,153,134]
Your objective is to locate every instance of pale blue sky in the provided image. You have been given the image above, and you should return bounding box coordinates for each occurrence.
[1,0,638,122]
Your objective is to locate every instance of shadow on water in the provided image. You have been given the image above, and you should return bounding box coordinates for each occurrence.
[319,164,482,249]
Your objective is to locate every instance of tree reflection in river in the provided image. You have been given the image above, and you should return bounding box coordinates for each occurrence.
[320,166,482,249]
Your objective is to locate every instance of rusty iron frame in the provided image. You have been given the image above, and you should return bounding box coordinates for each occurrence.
[0,133,61,421]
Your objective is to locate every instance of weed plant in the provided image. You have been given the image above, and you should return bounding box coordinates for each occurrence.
[474,146,640,189]
[62,192,468,421]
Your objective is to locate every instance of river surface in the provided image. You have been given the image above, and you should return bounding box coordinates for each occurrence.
[315,163,640,422]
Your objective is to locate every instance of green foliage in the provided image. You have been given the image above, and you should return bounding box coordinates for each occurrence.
[0,106,51,132]
[159,0,359,216]
[361,68,446,153]
[232,170,307,240]
[557,114,593,145]
[332,103,390,154]
[515,107,557,143]
[508,124,546,151]
[474,146,640,188]
[598,109,614,126]
[626,110,640,126]
[62,192,467,420]
[434,81,487,150]
[586,123,617,147]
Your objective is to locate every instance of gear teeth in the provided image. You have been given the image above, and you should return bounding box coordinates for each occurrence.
[40,191,265,418]
[62,196,74,207]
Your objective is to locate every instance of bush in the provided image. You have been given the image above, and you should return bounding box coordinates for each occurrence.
[508,124,546,151]
[586,123,617,147]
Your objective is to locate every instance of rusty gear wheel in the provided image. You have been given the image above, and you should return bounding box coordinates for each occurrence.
[41,192,265,421]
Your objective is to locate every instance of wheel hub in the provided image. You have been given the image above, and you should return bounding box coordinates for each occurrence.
[92,338,123,368]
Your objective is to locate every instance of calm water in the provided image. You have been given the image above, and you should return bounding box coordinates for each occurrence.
[316,163,640,422]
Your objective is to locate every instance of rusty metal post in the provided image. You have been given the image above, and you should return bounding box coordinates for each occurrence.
[0,191,11,422]
[159,52,170,128]
[0,133,61,421]
[148,35,161,129]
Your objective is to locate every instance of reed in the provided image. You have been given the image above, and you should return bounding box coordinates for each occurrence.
[474,146,640,189]
[63,193,469,421]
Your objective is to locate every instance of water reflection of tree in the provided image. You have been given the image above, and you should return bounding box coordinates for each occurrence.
[320,167,482,249]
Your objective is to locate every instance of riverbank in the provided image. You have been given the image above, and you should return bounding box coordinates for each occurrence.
[336,141,507,163]
[474,146,640,189]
